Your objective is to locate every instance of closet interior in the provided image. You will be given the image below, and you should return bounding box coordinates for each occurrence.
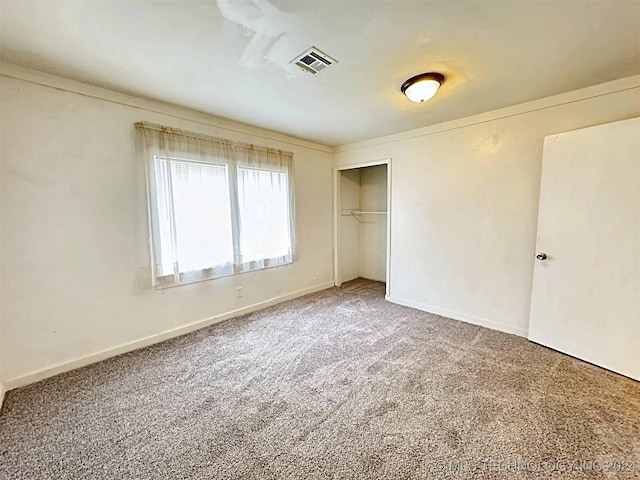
[337,163,388,285]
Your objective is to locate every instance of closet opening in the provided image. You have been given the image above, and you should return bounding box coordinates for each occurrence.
[333,159,391,296]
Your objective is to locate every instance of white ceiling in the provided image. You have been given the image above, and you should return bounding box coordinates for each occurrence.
[1,0,639,146]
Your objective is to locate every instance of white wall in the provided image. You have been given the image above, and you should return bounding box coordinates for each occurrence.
[339,169,361,283]
[0,355,4,411]
[0,135,4,406]
[0,64,334,387]
[358,165,387,282]
[335,76,640,337]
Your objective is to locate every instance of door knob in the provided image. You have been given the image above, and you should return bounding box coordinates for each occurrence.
[536,252,548,260]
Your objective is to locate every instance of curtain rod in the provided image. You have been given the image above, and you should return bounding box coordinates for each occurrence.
[135,121,294,157]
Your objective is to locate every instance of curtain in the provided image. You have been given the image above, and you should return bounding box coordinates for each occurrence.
[136,122,296,287]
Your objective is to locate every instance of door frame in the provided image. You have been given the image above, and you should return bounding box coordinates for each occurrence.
[333,158,392,297]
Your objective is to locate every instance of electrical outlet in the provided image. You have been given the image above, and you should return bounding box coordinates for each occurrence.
[236,287,243,298]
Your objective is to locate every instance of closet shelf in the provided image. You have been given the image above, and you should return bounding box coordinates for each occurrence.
[339,210,387,217]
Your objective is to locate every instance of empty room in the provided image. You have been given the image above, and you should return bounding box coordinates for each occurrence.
[1,0,639,478]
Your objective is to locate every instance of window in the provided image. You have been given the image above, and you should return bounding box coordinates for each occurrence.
[137,122,295,287]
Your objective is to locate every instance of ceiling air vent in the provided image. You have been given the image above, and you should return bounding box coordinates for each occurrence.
[291,47,337,75]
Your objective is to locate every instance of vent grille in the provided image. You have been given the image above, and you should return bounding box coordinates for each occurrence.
[291,47,337,75]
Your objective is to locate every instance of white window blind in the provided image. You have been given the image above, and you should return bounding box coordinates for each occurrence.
[136,122,296,287]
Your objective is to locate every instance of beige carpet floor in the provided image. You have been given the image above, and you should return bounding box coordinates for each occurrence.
[1,279,639,479]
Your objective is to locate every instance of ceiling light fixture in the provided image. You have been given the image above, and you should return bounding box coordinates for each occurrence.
[401,72,445,103]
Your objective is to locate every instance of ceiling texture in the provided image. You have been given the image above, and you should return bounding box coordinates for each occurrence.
[1,0,639,146]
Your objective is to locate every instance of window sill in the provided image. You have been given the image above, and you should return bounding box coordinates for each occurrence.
[153,259,294,290]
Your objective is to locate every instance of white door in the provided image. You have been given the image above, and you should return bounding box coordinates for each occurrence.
[528,117,640,380]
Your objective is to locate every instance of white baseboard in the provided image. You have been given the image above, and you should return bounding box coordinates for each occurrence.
[386,294,528,338]
[5,281,335,391]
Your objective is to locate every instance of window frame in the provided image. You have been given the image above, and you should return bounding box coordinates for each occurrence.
[144,146,295,289]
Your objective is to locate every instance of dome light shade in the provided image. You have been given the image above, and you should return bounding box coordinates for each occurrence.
[401,72,444,103]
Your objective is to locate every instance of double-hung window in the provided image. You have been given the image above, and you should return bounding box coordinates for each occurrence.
[136,122,296,287]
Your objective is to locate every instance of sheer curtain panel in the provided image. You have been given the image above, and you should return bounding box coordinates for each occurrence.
[136,122,296,287]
